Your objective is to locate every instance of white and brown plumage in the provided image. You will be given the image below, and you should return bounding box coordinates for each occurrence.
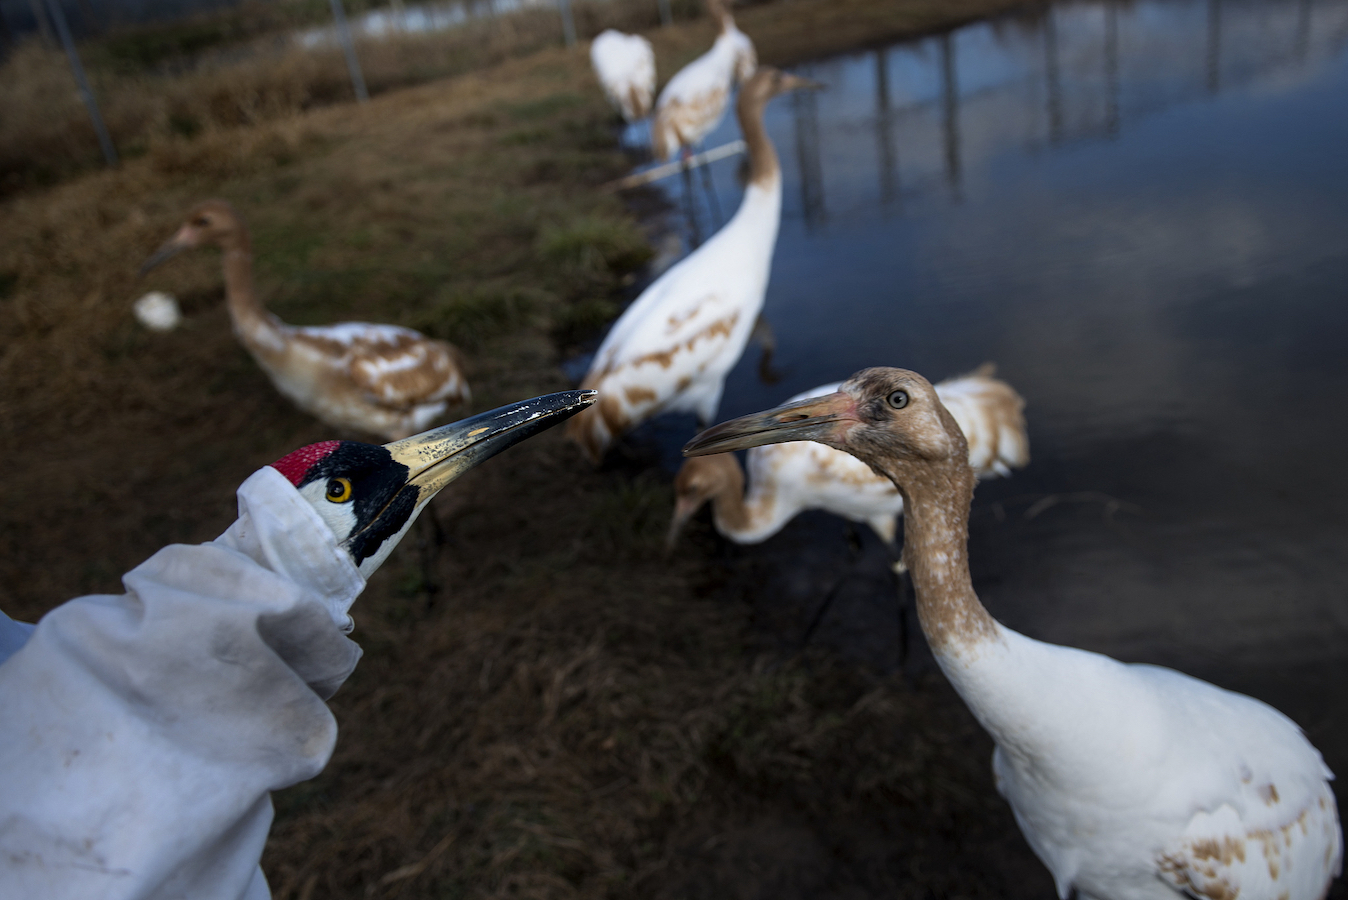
[669,366,1029,548]
[141,201,470,441]
[686,368,1343,900]
[650,0,756,159]
[590,29,656,123]
[567,68,819,463]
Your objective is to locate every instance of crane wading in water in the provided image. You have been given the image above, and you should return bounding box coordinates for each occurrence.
[0,391,595,900]
[668,365,1029,549]
[590,29,656,125]
[141,201,471,441]
[650,0,756,161]
[651,0,756,224]
[567,67,822,464]
[684,368,1343,900]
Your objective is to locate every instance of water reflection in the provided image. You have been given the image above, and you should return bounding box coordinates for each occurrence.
[653,0,1348,793]
[677,0,1348,235]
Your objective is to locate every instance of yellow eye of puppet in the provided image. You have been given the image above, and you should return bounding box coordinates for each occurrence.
[326,477,353,503]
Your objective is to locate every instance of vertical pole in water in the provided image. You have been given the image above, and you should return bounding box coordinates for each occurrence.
[1042,9,1062,144]
[330,0,369,103]
[45,0,117,166]
[1104,3,1120,138]
[1205,0,1221,95]
[1294,0,1312,62]
[874,48,898,206]
[658,0,673,27]
[939,32,962,199]
[792,81,826,230]
[558,0,577,47]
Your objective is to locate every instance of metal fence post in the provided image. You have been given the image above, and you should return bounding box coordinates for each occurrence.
[44,0,117,166]
[558,0,576,47]
[329,0,369,103]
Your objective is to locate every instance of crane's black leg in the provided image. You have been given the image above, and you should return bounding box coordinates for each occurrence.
[415,500,445,605]
[680,156,703,248]
[752,312,782,384]
[698,151,724,226]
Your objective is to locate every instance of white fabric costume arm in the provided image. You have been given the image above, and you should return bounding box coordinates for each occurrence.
[0,467,366,900]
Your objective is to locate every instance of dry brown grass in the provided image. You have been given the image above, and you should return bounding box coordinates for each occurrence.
[0,1,1057,897]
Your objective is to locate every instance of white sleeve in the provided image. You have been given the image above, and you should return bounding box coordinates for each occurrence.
[0,467,367,900]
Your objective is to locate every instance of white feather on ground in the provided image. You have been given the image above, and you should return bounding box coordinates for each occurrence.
[133,292,182,332]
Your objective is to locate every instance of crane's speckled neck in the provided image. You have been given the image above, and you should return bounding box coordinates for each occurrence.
[737,89,779,187]
[880,452,998,657]
[219,226,287,359]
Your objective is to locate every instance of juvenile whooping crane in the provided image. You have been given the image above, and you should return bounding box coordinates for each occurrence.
[685,367,1343,900]
[141,201,470,441]
[566,67,821,463]
[590,29,656,125]
[650,0,756,160]
[668,366,1029,549]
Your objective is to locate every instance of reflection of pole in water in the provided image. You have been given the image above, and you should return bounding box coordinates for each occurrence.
[874,49,899,206]
[939,33,963,198]
[1294,0,1313,62]
[793,84,827,230]
[1044,8,1063,144]
[1206,0,1222,95]
[1105,3,1120,138]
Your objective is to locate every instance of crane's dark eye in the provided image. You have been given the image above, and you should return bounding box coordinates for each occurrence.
[887,390,909,410]
[326,477,353,503]
[192,216,210,227]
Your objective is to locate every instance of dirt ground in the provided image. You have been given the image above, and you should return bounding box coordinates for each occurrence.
[0,1,1102,897]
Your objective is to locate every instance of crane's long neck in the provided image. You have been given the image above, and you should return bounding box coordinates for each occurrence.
[221,235,288,363]
[708,458,791,543]
[738,96,780,191]
[886,454,1103,763]
[892,460,1000,658]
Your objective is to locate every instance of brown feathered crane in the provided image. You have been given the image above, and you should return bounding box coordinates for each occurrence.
[141,201,470,440]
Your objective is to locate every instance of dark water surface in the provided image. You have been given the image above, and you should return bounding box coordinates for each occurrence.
[647,0,1348,799]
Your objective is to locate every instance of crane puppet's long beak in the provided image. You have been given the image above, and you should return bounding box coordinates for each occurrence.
[386,390,597,503]
[682,391,856,457]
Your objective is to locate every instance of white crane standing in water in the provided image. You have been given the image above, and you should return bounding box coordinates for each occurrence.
[651,0,756,159]
[590,30,657,126]
[685,367,1343,900]
[650,0,756,223]
[668,366,1029,549]
[141,201,470,441]
[566,67,821,464]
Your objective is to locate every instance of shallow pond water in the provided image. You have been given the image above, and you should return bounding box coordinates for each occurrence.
[631,0,1348,795]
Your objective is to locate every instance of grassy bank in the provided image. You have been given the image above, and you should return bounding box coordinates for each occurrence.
[0,1,1052,896]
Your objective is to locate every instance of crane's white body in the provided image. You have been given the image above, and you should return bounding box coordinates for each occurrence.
[571,172,780,458]
[950,624,1341,900]
[693,366,1343,900]
[590,30,656,123]
[651,24,755,157]
[248,318,469,441]
[728,372,1030,545]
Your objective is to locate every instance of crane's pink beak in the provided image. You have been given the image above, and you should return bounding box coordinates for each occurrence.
[682,391,858,457]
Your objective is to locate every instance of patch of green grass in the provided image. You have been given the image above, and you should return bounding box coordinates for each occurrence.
[413,282,548,349]
[537,215,651,276]
[504,92,585,122]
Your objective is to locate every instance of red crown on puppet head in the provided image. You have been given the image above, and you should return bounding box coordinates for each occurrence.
[270,441,342,486]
